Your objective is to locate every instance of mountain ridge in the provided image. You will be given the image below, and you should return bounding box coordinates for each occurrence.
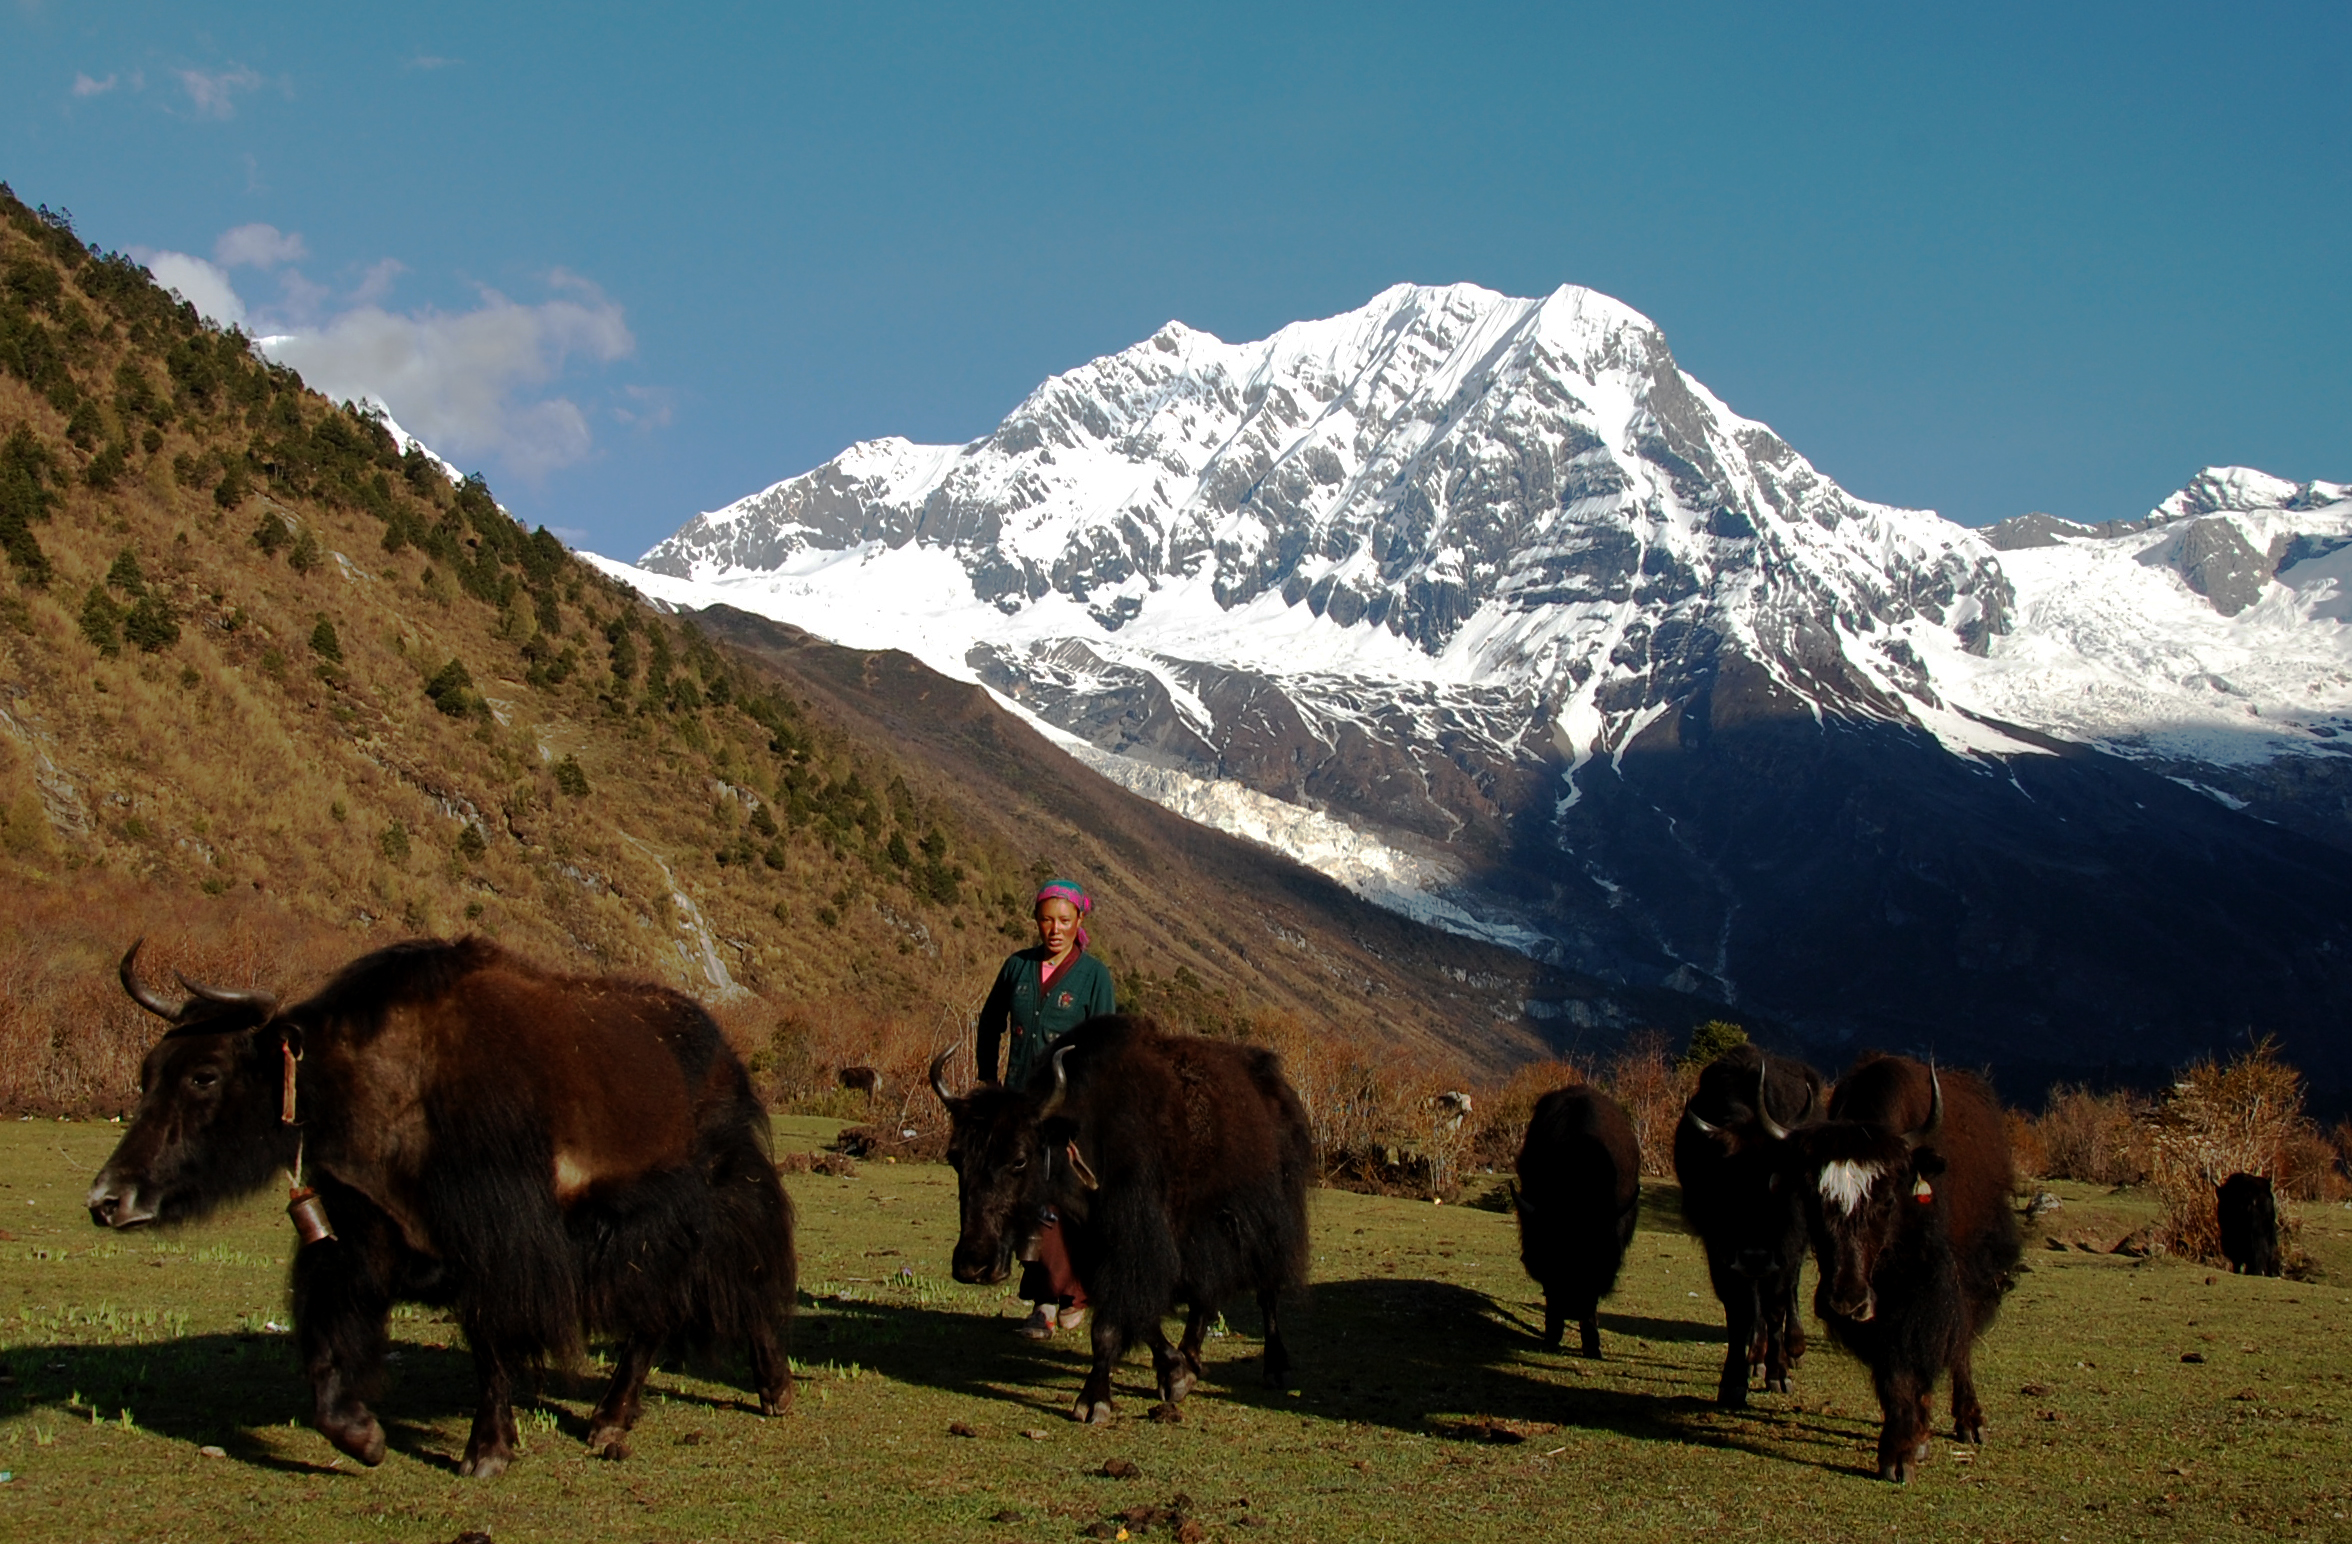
[615,282,2352,1106]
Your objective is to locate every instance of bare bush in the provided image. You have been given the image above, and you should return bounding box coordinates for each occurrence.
[2027,1085,2152,1185]
[2145,1039,2316,1263]
[1599,1030,1695,1178]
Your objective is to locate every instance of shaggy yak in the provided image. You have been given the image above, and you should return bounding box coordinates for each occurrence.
[931,1013,1312,1424]
[1674,1045,1826,1407]
[87,938,795,1477]
[1511,1084,1641,1356]
[1788,1054,2021,1483]
[2217,1172,2283,1277]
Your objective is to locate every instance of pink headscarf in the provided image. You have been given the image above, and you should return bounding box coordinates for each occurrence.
[1034,878,1093,949]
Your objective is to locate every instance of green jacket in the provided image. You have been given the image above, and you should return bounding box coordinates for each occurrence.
[977,947,1116,1088]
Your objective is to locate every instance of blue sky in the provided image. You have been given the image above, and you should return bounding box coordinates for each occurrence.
[3,2,2345,556]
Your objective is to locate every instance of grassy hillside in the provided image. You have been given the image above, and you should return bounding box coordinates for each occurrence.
[0,181,1736,1120]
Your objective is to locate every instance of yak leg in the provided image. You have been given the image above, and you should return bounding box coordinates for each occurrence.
[1779,1286,1808,1368]
[1716,1281,1757,1409]
[748,1313,793,1418]
[291,1234,392,1467]
[1258,1287,1292,1390]
[1151,1306,1208,1406]
[459,1338,521,1479]
[1760,1281,1798,1395]
[1948,1338,1987,1444]
[584,1336,658,1461]
[1573,1291,1602,1359]
[1074,1315,1125,1426]
[1870,1361,1931,1484]
[1540,1293,1565,1351]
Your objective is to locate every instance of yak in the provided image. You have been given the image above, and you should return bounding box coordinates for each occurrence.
[1674,1045,1826,1408]
[931,1013,1312,1424]
[87,937,795,1477]
[2217,1172,2283,1277]
[1511,1085,1640,1357]
[1788,1054,2021,1483]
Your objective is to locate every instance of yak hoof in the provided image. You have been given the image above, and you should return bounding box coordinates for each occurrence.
[1878,1458,1912,1484]
[1955,1419,1986,1444]
[586,1427,631,1462]
[1764,1374,1792,1395]
[459,1449,512,1480]
[324,1415,386,1467]
[760,1392,791,1419]
[1074,1396,1115,1426]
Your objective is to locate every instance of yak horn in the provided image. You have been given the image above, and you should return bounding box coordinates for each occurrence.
[1904,1063,1945,1150]
[928,1045,958,1107]
[173,972,277,1019]
[1683,1108,1724,1138]
[1754,1055,1794,1142]
[1037,1045,1073,1119]
[118,940,183,1022]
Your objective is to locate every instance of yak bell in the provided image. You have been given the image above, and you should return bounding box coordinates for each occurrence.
[286,1186,337,1246]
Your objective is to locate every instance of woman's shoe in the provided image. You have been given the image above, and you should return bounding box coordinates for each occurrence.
[1015,1303,1057,1339]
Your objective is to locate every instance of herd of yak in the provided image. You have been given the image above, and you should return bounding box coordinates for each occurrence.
[82,936,2284,1486]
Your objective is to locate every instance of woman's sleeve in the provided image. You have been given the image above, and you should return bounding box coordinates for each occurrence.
[975,958,1015,1083]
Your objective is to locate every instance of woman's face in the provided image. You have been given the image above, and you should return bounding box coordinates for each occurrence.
[1034,897,1080,956]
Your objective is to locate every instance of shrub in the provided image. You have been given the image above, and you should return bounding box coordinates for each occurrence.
[1600,1030,1695,1178]
[250,511,290,556]
[104,547,146,594]
[84,441,126,490]
[77,584,121,655]
[456,824,487,861]
[553,754,590,798]
[2145,1039,2316,1262]
[424,656,478,717]
[1681,1018,1749,1069]
[287,526,323,574]
[378,821,410,863]
[121,593,179,652]
[214,461,249,509]
[2028,1085,2150,1184]
[308,616,342,663]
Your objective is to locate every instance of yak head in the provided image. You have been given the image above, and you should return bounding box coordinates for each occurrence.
[930,1045,1090,1285]
[88,942,295,1231]
[1677,1053,1819,1278]
[1792,1066,1945,1324]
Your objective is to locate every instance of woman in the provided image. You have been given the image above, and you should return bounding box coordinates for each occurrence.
[976,878,1117,1337]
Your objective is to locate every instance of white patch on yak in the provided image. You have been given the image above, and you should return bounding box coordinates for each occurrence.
[1819,1160,1883,1216]
[553,1151,592,1203]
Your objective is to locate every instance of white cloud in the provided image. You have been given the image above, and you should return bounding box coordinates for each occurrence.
[350,257,406,304]
[71,72,117,97]
[132,250,247,328]
[259,284,636,480]
[176,65,262,119]
[214,223,307,269]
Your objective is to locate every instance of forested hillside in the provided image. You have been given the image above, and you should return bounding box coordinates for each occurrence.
[0,183,1714,1117]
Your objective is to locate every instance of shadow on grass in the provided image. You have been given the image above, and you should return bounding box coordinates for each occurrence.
[789,1277,1863,1476]
[0,1331,481,1473]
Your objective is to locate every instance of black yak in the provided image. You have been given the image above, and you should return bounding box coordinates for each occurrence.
[88,938,795,1477]
[1511,1085,1640,1356]
[2217,1172,2282,1277]
[1789,1054,2021,1482]
[931,1013,1312,1424]
[1674,1045,1825,1407]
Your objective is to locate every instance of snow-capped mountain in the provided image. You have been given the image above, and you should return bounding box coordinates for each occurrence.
[599,284,2352,1097]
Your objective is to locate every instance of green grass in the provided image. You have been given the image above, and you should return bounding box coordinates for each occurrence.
[2,1118,2349,1542]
